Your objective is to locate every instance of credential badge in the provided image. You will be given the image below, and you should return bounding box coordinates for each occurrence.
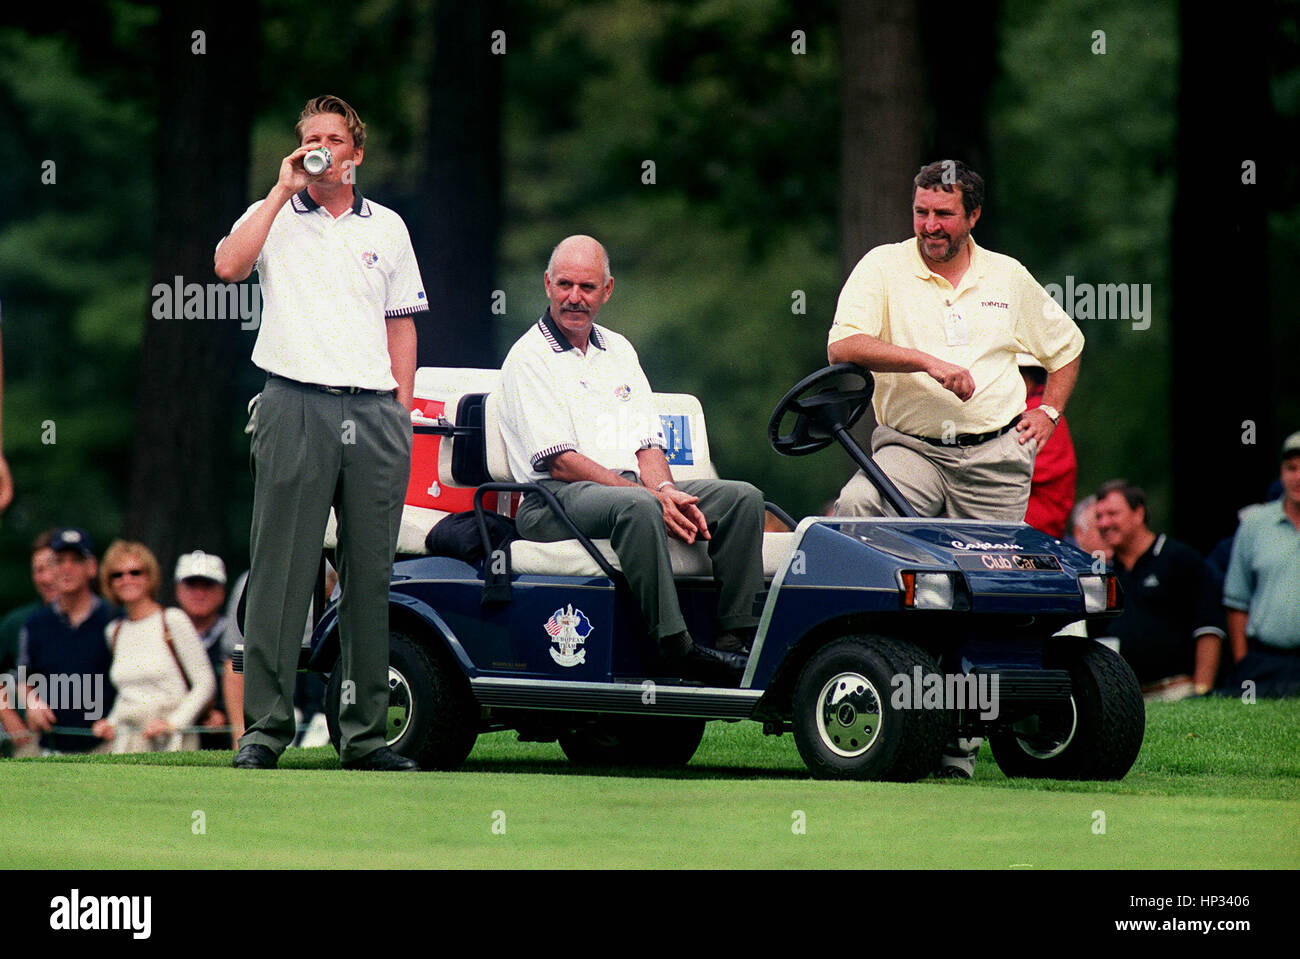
[545,604,592,667]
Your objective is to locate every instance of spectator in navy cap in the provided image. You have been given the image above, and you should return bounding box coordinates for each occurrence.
[17,527,119,752]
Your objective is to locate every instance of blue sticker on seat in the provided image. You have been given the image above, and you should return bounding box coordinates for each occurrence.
[660,414,694,465]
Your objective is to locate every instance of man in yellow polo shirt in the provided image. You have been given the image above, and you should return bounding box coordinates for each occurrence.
[829,160,1083,522]
[828,160,1085,779]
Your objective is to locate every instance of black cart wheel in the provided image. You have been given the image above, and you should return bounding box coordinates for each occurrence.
[558,716,705,767]
[989,639,1144,780]
[791,636,949,781]
[325,629,478,770]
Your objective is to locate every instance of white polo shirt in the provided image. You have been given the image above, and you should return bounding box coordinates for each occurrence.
[828,237,1084,437]
[218,188,427,390]
[500,313,666,482]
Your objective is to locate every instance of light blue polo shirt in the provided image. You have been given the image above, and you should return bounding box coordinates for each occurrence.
[1223,501,1300,647]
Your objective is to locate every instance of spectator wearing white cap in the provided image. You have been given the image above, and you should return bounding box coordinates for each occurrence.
[175,550,232,747]
[1222,431,1300,697]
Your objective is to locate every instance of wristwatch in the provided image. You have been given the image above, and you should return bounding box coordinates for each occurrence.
[1038,404,1061,425]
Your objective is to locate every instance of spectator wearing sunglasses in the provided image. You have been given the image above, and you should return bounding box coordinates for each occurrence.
[91,541,215,753]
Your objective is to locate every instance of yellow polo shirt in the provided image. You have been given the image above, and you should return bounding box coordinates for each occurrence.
[828,237,1084,437]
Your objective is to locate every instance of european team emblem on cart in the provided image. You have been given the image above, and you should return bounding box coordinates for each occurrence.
[545,605,592,667]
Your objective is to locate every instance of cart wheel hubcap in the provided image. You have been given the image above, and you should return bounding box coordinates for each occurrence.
[815,671,882,758]
[1013,695,1078,759]
[386,667,412,746]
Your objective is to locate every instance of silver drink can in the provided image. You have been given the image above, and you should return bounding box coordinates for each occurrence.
[303,146,333,175]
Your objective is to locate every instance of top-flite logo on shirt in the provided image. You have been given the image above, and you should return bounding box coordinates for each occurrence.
[980,300,1009,309]
[545,605,592,667]
[361,251,380,268]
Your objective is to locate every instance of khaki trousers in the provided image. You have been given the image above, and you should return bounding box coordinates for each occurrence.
[833,424,1036,520]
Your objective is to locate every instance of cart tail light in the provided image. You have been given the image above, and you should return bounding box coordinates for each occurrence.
[1080,574,1121,613]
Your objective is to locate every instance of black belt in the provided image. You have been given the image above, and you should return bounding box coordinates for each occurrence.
[906,415,1021,448]
[268,372,395,397]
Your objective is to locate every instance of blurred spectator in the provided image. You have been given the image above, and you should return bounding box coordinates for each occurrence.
[1018,355,1076,538]
[221,571,250,747]
[1066,494,1109,560]
[0,530,58,756]
[90,541,215,753]
[1221,432,1300,697]
[1089,480,1224,699]
[222,564,335,748]
[0,317,12,514]
[18,528,118,753]
[0,530,58,674]
[174,550,232,748]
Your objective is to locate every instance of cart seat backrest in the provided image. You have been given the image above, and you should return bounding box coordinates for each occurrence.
[481,391,717,484]
[418,364,719,497]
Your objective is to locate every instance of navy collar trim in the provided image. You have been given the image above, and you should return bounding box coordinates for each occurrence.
[539,309,605,353]
[292,187,369,217]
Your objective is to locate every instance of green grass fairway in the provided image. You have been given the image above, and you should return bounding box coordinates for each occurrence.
[3,698,1297,869]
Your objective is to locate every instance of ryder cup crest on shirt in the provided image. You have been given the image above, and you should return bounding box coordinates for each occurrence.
[545,604,592,667]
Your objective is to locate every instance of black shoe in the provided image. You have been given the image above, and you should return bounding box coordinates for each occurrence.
[714,631,752,656]
[341,746,421,771]
[659,631,747,688]
[232,743,278,769]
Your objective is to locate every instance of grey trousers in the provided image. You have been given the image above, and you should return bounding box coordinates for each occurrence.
[516,477,765,642]
[240,376,410,762]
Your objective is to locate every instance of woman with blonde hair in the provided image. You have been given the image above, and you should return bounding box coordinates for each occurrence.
[91,540,216,752]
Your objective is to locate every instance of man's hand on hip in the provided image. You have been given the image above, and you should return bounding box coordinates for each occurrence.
[657,487,711,544]
[1016,408,1056,446]
[925,358,975,401]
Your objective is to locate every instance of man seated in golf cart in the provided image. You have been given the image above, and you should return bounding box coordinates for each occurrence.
[498,235,764,687]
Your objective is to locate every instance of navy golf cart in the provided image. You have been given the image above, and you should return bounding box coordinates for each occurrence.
[288,363,1143,781]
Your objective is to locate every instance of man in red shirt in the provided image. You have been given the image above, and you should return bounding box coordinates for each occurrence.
[1018,355,1077,537]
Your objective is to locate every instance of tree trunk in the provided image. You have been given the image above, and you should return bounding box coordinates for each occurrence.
[126,0,258,598]
[839,0,926,451]
[839,0,925,279]
[413,0,505,369]
[1170,2,1273,551]
[918,3,999,244]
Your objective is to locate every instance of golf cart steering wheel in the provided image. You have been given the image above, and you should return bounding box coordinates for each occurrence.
[768,364,875,457]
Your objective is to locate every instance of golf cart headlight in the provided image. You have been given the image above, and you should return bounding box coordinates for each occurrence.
[901,571,956,610]
[1079,574,1119,613]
